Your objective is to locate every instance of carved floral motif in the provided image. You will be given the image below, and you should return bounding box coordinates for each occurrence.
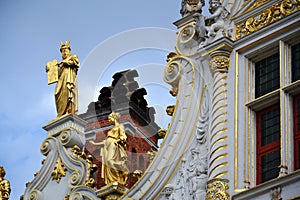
[210,55,230,73]
[206,179,230,200]
[159,86,210,200]
[51,158,67,183]
[235,0,300,40]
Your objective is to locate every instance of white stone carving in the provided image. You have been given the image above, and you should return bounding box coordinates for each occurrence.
[22,115,98,200]
[176,0,233,48]
[158,86,210,200]
[205,0,232,39]
[180,0,205,17]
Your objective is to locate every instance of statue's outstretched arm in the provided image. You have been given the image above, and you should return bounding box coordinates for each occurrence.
[89,140,104,147]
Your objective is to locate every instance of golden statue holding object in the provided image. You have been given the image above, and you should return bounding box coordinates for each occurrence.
[90,112,129,186]
[0,166,11,200]
[46,40,80,117]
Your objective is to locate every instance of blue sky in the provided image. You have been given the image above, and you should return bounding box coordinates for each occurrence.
[0,1,209,199]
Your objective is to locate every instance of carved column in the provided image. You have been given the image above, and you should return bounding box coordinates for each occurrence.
[206,51,230,200]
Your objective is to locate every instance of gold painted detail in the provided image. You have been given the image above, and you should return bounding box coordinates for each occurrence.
[166,105,176,116]
[235,0,300,40]
[187,0,200,5]
[170,86,178,97]
[279,164,288,176]
[243,180,251,189]
[45,40,80,117]
[64,193,70,200]
[133,170,143,181]
[71,145,97,188]
[242,0,272,13]
[96,182,127,199]
[0,166,11,200]
[206,178,229,200]
[289,195,300,200]
[175,21,200,57]
[147,149,157,161]
[214,172,228,179]
[51,158,67,183]
[157,129,167,138]
[210,56,230,73]
[90,112,129,187]
[209,162,228,178]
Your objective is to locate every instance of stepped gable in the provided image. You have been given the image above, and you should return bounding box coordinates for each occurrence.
[84,69,156,126]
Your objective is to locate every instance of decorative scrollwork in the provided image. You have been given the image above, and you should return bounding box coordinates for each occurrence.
[175,20,204,56]
[206,178,229,200]
[67,186,98,200]
[29,189,42,200]
[163,60,181,86]
[40,139,52,156]
[69,170,81,186]
[235,0,300,40]
[59,129,71,145]
[163,54,195,103]
[70,145,97,188]
[72,192,83,200]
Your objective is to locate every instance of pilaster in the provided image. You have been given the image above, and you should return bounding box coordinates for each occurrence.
[207,48,231,200]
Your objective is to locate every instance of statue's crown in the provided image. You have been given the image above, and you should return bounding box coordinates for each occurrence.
[209,0,220,3]
[60,40,71,52]
[187,0,199,5]
[109,112,121,121]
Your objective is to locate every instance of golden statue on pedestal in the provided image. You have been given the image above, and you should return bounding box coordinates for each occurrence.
[0,166,11,200]
[46,40,80,117]
[90,112,129,186]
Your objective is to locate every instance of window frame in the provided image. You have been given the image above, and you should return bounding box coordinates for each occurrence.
[256,104,281,184]
[293,94,300,170]
[243,40,298,186]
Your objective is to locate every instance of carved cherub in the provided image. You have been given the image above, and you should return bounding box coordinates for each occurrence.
[162,184,179,200]
[205,0,230,38]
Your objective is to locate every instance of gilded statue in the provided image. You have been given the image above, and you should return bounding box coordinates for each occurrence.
[0,166,11,200]
[46,40,80,117]
[90,112,129,186]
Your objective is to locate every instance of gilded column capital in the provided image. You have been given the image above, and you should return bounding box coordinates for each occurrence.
[209,51,230,73]
[206,178,230,200]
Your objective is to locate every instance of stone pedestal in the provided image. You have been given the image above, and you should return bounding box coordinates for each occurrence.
[97,182,128,200]
[43,114,86,137]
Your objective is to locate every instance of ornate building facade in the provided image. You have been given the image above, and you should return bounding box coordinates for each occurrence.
[22,0,300,199]
[81,70,161,189]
